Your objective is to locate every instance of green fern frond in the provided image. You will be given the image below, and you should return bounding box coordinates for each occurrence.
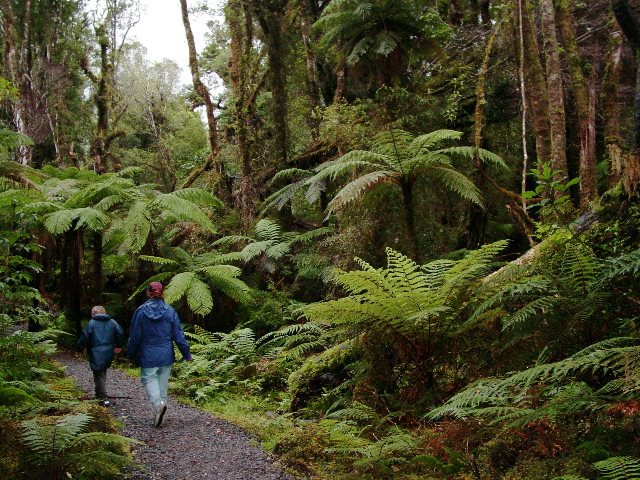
[119,201,151,254]
[0,384,37,406]
[212,234,254,247]
[74,207,109,231]
[43,209,76,234]
[410,129,462,151]
[208,276,253,303]
[263,177,312,212]
[240,240,273,260]
[171,187,223,208]
[428,166,483,206]
[562,242,600,293]
[115,166,144,178]
[197,264,243,279]
[265,241,292,259]
[254,218,282,241]
[164,271,197,305]
[0,128,34,154]
[294,227,334,244]
[271,168,313,183]
[593,456,640,480]
[139,255,179,266]
[326,170,393,216]
[150,193,216,232]
[185,276,214,315]
[601,248,640,281]
[441,145,508,168]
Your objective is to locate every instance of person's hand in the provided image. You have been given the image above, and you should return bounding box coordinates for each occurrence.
[184,356,193,362]
[114,348,122,354]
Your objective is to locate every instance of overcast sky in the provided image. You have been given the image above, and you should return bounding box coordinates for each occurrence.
[129,0,217,86]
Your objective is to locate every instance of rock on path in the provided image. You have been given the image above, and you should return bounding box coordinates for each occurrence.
[54,353,295,480]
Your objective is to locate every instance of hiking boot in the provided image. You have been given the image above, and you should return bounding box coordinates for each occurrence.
[154,402,167,427]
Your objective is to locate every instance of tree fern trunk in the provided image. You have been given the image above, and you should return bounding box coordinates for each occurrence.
[92,231,103,303]
[401,182,420,263]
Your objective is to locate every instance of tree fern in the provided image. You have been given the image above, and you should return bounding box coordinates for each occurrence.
[426,337,640,427]
[467,239,610,355]
[215,219,333,280]
[21,412,139,479]
[263,128,503,261]
[132,248,252,315]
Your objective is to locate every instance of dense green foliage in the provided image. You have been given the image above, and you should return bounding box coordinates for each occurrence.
[3,0,640,478]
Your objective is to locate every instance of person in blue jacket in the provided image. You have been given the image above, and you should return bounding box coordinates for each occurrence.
[128,281,192,427]
[76,306,125,407]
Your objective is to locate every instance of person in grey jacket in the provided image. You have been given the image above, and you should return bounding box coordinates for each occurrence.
[128,282,191,427]
[76,306,125,406]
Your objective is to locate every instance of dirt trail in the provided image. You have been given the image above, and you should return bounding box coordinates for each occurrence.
[55,352,294,480]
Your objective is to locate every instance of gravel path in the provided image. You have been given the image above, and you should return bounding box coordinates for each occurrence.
[54,352,295,480]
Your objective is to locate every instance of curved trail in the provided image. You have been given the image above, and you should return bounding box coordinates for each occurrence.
[55,352,294,480]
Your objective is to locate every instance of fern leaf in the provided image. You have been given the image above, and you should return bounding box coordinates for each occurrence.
[593,456,640,480]
[43,209,76,234]
[186,276,214,315]
[139,255,179,266]
[325,170,394,217]
[150,193,216,233]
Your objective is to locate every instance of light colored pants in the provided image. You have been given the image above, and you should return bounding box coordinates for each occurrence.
[140,365,172,408]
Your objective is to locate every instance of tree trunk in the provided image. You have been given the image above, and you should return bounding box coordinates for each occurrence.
[602,30,624,186]
[400,181,420,263]
[227,0,259,225]
[1,0,33,165]
[61,229,83,336]
[179,0,227,195]
[92,231,103,302]
[521,0,552,171]
[251,0,289,167]
[556,0,597,212]
[611,0,640,194]
[539,0,568,186]
[299,0,323,142]
[468,25,498,249]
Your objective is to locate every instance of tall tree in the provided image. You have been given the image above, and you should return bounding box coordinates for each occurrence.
[556,0,597,212]
[611,0,640,194]
[179,0,226,194]
[82,0,141,173]
[247,0,290,166]
[226,0,267,224]
[0,0,84,167]
[539,0,569,188]
[521,0,551,173]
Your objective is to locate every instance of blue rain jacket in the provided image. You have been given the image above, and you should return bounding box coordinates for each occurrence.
[127,298,191,368]
[76,314,125,371]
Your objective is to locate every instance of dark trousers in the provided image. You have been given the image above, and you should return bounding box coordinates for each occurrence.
[92,369,108,399]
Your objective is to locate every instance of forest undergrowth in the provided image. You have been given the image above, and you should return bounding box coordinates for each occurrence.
[5,1,640,478]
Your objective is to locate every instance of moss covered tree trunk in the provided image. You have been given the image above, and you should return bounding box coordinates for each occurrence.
[556,0,597,212]
[179,0,227,197]
[299,0,323,142]
[250,0,289,167]
[601,29,624,186]
[521,0,552,172]
[539,0,568,188]
[227,0,266,225]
